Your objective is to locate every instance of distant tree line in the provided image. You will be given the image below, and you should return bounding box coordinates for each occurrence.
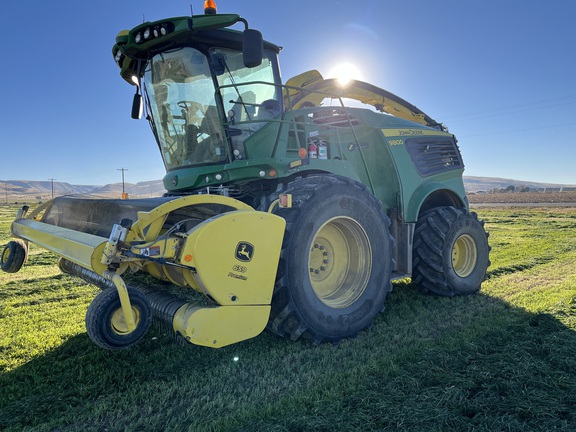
[485,185,576,193]
[488,185,531,193]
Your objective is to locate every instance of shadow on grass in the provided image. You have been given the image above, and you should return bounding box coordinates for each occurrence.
[1,283,575,431]
[0,326,237,430]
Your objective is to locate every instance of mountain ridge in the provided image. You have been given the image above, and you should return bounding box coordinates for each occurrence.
[0,179,166,200]
[463,176,576,192]
[1,176,575,201]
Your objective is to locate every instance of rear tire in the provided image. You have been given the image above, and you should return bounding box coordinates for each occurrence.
[412,206,490,296]
[1,240,28,273]
[266,174,393,343]
[85,287,152,350]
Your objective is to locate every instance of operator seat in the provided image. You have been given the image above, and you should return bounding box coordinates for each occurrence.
[256,99,282,120]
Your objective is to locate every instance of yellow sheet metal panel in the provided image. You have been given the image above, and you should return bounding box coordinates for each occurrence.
[173,304,271,348]
[132,194,254,241]
[382,128,452,138]
[180,210,285,306]
[11,218,109,275]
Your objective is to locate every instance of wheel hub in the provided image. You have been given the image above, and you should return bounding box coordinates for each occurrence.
[309,242,333,278]
[452,234,478,278]
[111,307,140,335]
[1,248,10,263]
[308,217,371,308]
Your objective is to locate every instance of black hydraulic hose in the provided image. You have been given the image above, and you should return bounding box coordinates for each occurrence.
[58,259,186,328]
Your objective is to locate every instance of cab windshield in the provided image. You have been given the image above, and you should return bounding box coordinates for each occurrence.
[144,47,226,170]
[143,46,281,170]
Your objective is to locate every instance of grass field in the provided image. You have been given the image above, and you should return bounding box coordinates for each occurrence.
[1,204,575,431]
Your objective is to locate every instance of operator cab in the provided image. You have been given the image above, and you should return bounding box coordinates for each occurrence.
[142,33,282,172]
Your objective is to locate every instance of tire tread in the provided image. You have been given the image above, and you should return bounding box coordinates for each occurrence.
[413,206,490,296]
[1,240,28,273]
[264,174,393,343]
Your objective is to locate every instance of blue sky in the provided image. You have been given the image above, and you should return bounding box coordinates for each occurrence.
[1,0,575,186]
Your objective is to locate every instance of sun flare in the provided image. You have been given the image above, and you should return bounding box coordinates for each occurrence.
[328,62,363,86]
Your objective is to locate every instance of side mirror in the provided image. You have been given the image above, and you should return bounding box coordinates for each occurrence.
[243,29,263,68]
[131,93,143,119]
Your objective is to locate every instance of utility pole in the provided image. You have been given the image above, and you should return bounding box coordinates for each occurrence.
[49,178,57,199]
[117,168,128,199]
[4,182,7,204]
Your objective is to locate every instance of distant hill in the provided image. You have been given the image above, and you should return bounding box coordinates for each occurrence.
[1,176,575,203]
[463,176,576,193]
[93,180,166,197]
[0,179,166,201]
[4,180,100,197]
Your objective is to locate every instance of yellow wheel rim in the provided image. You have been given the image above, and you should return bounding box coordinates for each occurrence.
[1,247,9,263]
[308,217,371,308]
[110,307,140,335]
[452,234,478,277]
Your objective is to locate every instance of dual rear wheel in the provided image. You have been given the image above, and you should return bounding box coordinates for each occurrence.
[264,175,490,343]
[412,206,491,296]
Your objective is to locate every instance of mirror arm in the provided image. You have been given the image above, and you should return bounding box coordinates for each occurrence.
[237,18,249,30]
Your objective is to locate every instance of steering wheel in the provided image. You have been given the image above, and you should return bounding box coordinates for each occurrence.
[177,101,203,111]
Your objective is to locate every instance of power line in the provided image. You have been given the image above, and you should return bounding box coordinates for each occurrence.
[442,96,576,124]
[458,121,576,139]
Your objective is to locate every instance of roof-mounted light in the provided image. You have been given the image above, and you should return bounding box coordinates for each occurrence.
[204,0,217,14]
[114,49,124,66]
[133,22,174,45]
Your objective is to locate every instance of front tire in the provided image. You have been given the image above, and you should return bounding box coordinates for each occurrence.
[85,287,152,350]
[412,206,490,296]
[267,174,394,343]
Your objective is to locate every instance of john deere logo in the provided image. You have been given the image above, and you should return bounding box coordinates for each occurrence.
[235,242,254,262]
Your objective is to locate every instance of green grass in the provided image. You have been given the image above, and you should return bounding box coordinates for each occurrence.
[1,205,576,431]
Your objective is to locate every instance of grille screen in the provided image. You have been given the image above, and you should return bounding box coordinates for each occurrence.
[405,137,464,176]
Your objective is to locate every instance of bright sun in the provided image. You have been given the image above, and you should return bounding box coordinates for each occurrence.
[328,62,363,86]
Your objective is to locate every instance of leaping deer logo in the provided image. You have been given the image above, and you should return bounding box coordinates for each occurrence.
[235,242,254,262]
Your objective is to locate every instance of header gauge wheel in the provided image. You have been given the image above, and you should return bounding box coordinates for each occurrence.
[85,287,152,350]
[412,207,490,296]
[1,240,28,273]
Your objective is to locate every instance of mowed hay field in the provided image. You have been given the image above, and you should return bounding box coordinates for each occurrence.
[1,204,575,431]
[468,191,576,204]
